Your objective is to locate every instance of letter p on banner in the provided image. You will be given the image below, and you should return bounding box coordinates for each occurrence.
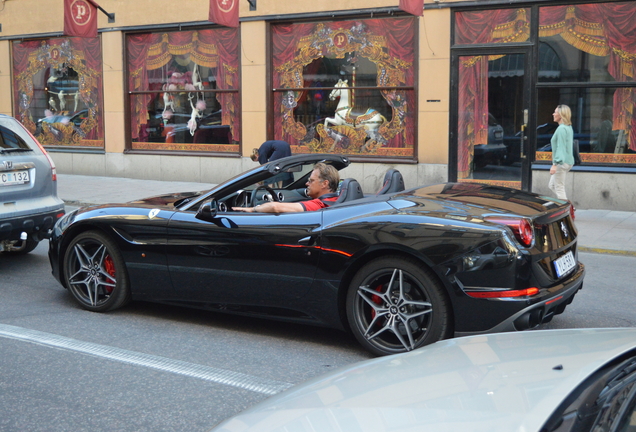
[209,0,239,28]
[64,0,98,38]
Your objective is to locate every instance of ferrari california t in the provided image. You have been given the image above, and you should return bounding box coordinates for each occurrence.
[48,154,584,356]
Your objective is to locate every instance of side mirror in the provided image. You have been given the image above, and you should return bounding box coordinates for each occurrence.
[195,200,217,222]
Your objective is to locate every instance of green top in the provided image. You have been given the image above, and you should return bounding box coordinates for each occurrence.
[551,124,574,165]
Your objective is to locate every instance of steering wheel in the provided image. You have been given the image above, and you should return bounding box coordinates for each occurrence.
[233,190,249,208]
[251,185,280,205]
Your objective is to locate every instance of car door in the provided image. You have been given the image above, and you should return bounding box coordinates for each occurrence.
[166,209,322,307]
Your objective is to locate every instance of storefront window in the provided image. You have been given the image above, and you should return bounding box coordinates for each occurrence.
[536,87,636,164]
[271,18,416,158]
[12,37,104,148]
[127,28,239,153]
[538,2,636,164]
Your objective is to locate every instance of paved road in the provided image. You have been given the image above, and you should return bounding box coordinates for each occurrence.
[1,239,634,431]
[0,242,370,432]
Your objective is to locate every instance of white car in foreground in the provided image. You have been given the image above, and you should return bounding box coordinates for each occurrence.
[212,328,636,432]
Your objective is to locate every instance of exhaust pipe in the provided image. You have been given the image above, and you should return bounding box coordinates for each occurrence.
[514,308,544,330]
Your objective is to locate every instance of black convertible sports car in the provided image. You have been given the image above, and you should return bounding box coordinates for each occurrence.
[49,154,585,356]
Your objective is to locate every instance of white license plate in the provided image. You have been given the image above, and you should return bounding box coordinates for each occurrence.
[554,250,576,278]
[0,170,30,186]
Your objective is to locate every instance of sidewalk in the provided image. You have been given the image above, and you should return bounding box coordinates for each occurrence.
[57,174,636,256]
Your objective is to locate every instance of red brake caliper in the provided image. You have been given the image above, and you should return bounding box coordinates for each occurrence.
[103,255,116,293]
[370,285,384,319]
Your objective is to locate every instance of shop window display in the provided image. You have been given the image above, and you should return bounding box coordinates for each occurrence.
[271,18,416,158]
[127,28,239,153]
[12,37,104,148]
[536,2,636,165]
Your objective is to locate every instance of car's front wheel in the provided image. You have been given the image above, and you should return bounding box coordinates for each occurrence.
[346,256,451,356]
[63,231,131,312]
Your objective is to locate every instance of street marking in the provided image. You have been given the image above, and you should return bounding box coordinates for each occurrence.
[0,323,292,395]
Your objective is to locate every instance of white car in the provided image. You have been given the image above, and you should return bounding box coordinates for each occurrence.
[212,328,636,432]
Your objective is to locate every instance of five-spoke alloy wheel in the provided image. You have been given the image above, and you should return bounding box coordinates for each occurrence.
[63,231,131,312]
[347,256,450,356]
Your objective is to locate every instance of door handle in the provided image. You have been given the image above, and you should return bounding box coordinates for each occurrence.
[298,236,316,246]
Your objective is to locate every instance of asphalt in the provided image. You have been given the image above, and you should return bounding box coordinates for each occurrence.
[57,174,636,256]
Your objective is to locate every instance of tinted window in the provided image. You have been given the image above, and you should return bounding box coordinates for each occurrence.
[0,125,31,150]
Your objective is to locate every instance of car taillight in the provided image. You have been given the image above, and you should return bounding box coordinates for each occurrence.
[24,126,57,181]
[485,216,534,247]
[466,287,539,298]
[570,203,576,220]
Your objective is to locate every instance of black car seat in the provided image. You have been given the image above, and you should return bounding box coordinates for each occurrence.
[377,169,405,194]
[335,178,364,203]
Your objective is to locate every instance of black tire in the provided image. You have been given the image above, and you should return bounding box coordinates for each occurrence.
[1,238,39,255]
[63,230,131,312]
[346,256,451,356]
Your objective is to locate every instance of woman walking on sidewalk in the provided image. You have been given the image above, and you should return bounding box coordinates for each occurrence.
[549,104,575,201]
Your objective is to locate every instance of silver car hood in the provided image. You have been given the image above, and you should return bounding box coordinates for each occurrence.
[213,328,636,432]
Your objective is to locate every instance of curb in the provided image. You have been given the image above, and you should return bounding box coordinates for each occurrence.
[578,246,636,257]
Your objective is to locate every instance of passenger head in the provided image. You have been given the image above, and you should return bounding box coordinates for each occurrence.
[556,105,572,126]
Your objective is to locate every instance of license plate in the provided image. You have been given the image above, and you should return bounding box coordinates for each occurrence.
[0,170,30,186]
[554,250,576,278]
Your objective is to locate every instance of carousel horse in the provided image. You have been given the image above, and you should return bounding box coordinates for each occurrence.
[324,79,386,141]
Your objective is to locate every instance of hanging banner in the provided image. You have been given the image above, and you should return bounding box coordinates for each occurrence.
[399,0,424,17]
[209,0,239,28]
[64,0,99,38]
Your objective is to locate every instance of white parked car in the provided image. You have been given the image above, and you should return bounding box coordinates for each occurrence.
[212,328,636,432]
[0,114,65,254]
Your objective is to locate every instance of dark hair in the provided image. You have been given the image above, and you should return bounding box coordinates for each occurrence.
[313,162,340,192]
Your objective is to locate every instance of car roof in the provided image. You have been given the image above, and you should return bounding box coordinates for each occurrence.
[213,328,636,432]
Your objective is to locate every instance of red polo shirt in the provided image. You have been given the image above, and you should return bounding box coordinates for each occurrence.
[300,194,338,211]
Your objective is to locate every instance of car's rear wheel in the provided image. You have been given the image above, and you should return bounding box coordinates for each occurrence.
[346,256,450,356]
[63,231,131,312]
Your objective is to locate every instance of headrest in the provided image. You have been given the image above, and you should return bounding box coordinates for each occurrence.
[377,169,405,195]
[336,178,364,203]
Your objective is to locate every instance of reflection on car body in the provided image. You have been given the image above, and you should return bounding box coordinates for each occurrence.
[211,328,636,432]
[48,153,584,356]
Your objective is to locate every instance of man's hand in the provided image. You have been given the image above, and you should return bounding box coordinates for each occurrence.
[232,206,255,212]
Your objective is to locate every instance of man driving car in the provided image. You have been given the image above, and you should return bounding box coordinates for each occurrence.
[232,162,339,213]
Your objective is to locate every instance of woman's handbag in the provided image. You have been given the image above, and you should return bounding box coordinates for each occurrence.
[573,139,582,166]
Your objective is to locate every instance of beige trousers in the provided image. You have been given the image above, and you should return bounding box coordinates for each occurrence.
[548,163,572,200]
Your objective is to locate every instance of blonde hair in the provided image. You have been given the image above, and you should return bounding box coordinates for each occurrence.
[250,148,259,162]
[557,105,572,126]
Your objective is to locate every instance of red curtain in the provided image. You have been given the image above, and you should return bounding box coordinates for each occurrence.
[271,18,416,152]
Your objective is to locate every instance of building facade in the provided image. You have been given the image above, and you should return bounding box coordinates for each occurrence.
[1,0,634,210]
